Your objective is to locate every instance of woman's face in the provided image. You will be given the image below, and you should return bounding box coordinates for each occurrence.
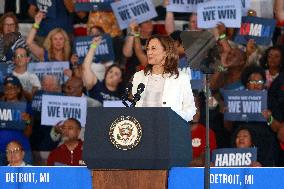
[105,66,122,87]
[189,14,198,30]
[235,129,252,148]
[4,83,20,101]
[6,142,24,166]
[3,17,16,34]
[146,38,166,66]
[51,32,65,51]
[267,49,281,69]
[247,73,264,90]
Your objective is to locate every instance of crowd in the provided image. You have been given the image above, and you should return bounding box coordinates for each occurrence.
[0,0,284,167]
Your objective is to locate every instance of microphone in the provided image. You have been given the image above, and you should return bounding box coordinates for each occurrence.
[131,83,145,107]
[122,82,133,107]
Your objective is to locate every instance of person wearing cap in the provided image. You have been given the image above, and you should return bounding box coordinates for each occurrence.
[12,47,41,101]
[47,118,84,166]
[0,75,33,165]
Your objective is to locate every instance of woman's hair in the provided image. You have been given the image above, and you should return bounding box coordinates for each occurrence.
[231,125,256,148]
[241,64,266,87]
[260,46,283,71]
[0,12,19,35]
[144,34,179,78]
[43,28,71,61]
[104,64,125,93]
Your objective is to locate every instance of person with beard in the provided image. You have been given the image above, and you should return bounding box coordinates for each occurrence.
[47,118,84,166]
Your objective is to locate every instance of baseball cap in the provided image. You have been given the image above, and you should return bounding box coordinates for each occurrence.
[4,75,22,87]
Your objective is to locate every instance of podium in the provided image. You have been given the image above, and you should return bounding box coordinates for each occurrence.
[83,107,192,189]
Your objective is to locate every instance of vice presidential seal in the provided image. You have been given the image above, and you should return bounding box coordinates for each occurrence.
[109,116,142,151]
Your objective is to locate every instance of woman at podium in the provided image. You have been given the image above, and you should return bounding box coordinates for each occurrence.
[131,34,196,122]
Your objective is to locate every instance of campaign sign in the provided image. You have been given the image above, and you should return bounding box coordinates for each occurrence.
[36,0,56,18]
[212,148,257,167]
[223,90,267,122]
[41,95,87,127]
[241,0,251,16]
[0,64,9,92]
[111,0,157,30]
[169,167,284,189]
[0,166,92,189]
[74,34,115,64]
[31,90,63,113]
[75,0,114,11]
[234,16,276,46]
[197,0,242,28]
[27,61,69,84]
[167,0,209,13]
[0,102,26,130]
[190,70,204,90]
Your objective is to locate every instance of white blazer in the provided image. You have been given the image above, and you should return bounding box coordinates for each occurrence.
[132,70,196,122]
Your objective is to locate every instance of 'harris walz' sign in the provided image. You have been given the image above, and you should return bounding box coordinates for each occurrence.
[0,102,26,130]
[28,61,69,84]
[223,90,267,122]
[234,16,276,46]
[74,0,114,11]
[74,34,114,64]
[212,148,257,167]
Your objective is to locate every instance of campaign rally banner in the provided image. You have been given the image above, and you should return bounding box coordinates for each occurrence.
[223,90,267,122]
[74,34,114,64]
[167,0,209,13]
[234,16,276,46]
[0,166,92,189]
[169,167,284,189]
[27,61,69,84]
[0,102,26,130]
[197,0,242,28]
[190,70,204,90]
[111,0,157,30]
[41,95,87,127]
[74,0,114,11]
[241,0,251,16]
[212,148,257,167]
[31,90,63,113]
[0,63,9,92]
[36,0,56,18]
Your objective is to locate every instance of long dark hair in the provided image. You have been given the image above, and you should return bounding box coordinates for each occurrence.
[231,125,256,148]
[144,34,179,78]
[260,46,283,71]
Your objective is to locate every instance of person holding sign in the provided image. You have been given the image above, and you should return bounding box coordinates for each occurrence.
[131,35,196,122]
[82,36,124,104]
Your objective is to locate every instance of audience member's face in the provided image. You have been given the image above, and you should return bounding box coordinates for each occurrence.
[140,20,153,35]
[64,78,83,97]
[6,142,24,166]
[4,83,20,101]
[268,49,281,69]
[235,129,252,148]
[226,48,245,67]
[189,14,198,30]
[42,76,60,92]
[90,27,101,36]
[14,48,29,67]
[146,38,166,66]
[175,41,185,56]
[105,66,122,87]
[62,120,80,142]
[3,17,16,34]
[51,32,65,51]
[247,73,264,90]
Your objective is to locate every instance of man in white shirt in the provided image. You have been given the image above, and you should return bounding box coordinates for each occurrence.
[12,47,41,100]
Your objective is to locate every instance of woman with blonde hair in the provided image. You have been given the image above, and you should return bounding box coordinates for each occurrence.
[26,12,71,62]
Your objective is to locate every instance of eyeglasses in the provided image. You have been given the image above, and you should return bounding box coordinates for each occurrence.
[6,148,22,155]
[15,54,27,59]
[4,23,16,27]
[248,80,264,85]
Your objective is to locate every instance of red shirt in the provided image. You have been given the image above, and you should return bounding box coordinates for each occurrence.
[47,140,84,166]
[191,123,217,158]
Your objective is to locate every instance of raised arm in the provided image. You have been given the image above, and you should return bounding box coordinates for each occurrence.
[26,12,45,61]
[123,21,138,57]
[133,37,148,67]
[164,0,175,34]
[82,36,101,90]
[274,0,284,23]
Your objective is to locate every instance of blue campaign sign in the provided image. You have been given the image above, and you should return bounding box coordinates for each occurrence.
[0,102,26,130]
[75,0,114,11]
[36,0,56,18]
[0,166,92,189]
[168,167,284,189]
[74,34,114,64]
[27,61,69,85]
[190,70,204,90]
[0,63,9,92]
[223,90,267,122]
[31,90,63,113]
[234,16,276,45]
[212,148,257,167]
